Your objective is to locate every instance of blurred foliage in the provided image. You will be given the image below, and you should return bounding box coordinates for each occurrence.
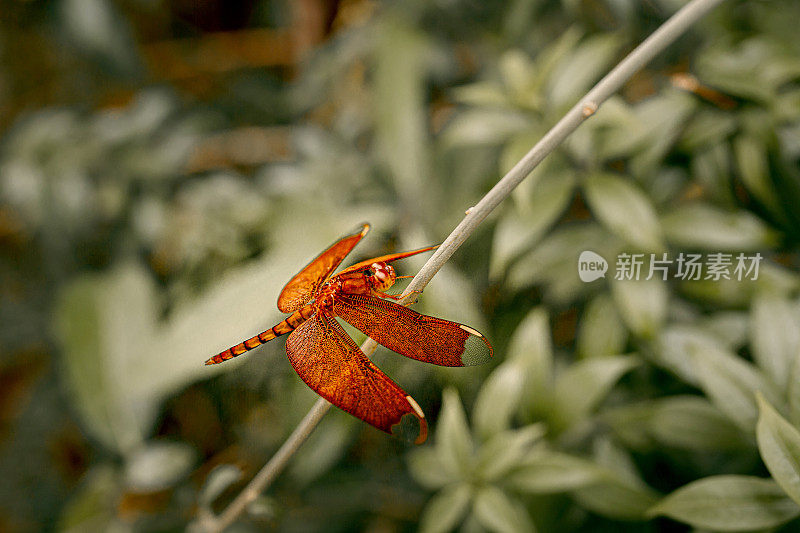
[3,0,800,531]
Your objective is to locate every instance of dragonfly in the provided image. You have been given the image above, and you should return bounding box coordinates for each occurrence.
[205,223,492,444]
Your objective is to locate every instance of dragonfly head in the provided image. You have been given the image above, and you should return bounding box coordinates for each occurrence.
[367,262,396,292]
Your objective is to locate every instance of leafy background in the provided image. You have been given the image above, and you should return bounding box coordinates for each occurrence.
[2,0,800,531]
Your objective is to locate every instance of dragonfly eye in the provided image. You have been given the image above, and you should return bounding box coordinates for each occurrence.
[362,269,373,276]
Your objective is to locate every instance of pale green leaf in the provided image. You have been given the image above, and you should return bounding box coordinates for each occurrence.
[57,466,119,532]
[473,486,537,533]
[473,361,526,440]
[54,264,158,454]
[649,396,750,451]
[440,109,531,149]
[451,81,510,108]
[123,441,195,492]
[734,134,781,213]
[475,426,545,482]
[757,394,800,506]
[653,325,728,386]
[546,33,621,110]
[373,18,431,208]
[790,349,800,426]
[751,291,800,393]
[553,355,639,428]
[507,451,604,494]
[611,277,668,339]
[583,173,665,252]
[246,496,277,520]
[489,172,575,279]
[661,203,778,251]
[700,311,750,351]
[648,475,800,531]
[690,344,781,431]
[572,477,659,520]
[199,465,242,507]
[680,108,739,151]
[506,308,553,419]
[506,224,610,304]
[435,388,474,477]
[576,293,628,358]
[407,447,456,490]
[418,484,472,533]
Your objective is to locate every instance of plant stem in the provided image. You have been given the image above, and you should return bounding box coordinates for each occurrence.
[191,0,726,529]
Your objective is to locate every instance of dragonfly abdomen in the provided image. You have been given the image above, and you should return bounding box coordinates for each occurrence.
[204,306,314,365]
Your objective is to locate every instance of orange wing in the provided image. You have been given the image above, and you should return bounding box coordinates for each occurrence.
[333,293,492,367]
[277,224,370,313]
[336,245,439,277]
[285,312,428,444]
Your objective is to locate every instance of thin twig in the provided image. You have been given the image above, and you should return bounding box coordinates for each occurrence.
[191,0,725,529]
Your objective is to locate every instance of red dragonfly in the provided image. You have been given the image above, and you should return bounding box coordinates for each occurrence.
[205,223,492,444]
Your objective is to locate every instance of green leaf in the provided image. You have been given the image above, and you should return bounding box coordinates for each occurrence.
[546,33,621,111]
[373,18,431,210]
[790,350,800,426]
[451,81,510,108]
[679,108,739,151]
[199,465,242,507]
[649,396,751,451]
[407,447,455,490]
[54,264,158,454]
[288,413,357,484]
[661,203,778,251]
[507,451,604,494]
[654,325,733,386]
[506,224,609,303]
[473,486,537,533]
[570,436,659,519]
[750,291,800,392]
[57,466,119,532]
[123,441,195,492]
[591,436,641,486]
[691,144,735,203]
[691,344,781,431]
[553,355,639,428]
[648,475,800,531]
[61,0,142,76]
[489,172,575,279]
[473,361,526,440]
[572,476,659,520]
[441,109,531,148]
[506,308,553,419]
[700,311,750,351]
[757,394,800,506]
[418,484,472,533]
[583,173,665,252]
[734,134,781,214]
[246,496,277,520]
[435,388,474,477]
[474,426,545,482]
[499,49,541,109]
[576,293,628,358]
[611,277,668,339]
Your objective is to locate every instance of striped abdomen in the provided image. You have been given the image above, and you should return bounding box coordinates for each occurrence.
[205,305,314,365]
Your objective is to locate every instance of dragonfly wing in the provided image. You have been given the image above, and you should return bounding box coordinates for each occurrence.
[285,312,428,444]
[278,223,370,313]
[336,244,438,276]
[333,293,492,367]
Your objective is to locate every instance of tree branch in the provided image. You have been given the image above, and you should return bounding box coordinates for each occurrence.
[190,0,726,529]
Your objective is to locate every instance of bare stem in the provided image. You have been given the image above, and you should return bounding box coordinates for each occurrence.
[190,0,726,529]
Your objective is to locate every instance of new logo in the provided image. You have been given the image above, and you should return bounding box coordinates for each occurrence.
[578,251,608,282]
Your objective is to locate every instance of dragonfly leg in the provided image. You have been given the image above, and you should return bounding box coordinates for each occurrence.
[376,289,423,306]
